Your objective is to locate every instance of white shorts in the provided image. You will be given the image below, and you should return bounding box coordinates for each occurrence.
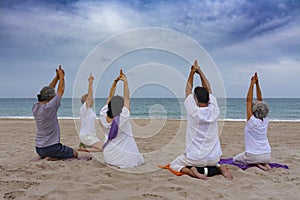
[170,154,220,172]
[79,133,100,146]
[233,152,271,165]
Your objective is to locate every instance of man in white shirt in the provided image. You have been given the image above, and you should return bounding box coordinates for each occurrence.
[170,60,232,180]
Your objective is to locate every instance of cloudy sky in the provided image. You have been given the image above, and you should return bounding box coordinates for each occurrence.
[1,0,299,98]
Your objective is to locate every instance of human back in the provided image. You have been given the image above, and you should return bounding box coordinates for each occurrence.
[33,93,61,148]
[100,70,144,168]
[184,91,221,161]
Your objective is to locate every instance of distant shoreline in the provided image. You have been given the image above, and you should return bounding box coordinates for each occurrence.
[1,117,300,122]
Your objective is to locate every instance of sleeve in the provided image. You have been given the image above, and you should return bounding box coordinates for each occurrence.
[44,94,61,116]
[184,94,198,118]
[119,107,131,131]
[80,103,88,117]
[99,105,109,128]
[247,115,256,127]
[208,94,220,119]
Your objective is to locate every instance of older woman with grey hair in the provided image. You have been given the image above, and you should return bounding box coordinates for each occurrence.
[233,72,271,171]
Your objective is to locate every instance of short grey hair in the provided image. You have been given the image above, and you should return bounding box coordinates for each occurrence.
[37,86,56,101]
[252,101,269,119]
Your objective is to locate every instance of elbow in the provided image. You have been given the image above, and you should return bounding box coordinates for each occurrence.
[57,89,64,97]
[246,98,252,103]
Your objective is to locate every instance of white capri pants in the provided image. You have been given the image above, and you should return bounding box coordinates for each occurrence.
[233,152,271,165]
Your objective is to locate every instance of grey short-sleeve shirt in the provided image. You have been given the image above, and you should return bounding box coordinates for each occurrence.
[32,94,61,147]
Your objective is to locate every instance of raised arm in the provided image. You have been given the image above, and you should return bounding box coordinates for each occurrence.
[85,73,94,108]
[57,65,65,97]
[107,75,120,105]
[186,60,198,97]
[194,60,212,94]
[246,73,257,121]
[49,68,59,88]
[119,70,130,110]
[255,73,263,101]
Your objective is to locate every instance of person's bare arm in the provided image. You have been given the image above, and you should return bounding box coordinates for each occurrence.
[85,73,94,108]
[246,74,257,121]
[119,71,130,110]
[255,73,263,101]
[194,60,212,94]
[186,70,195,97]
[107,76,119,105]
[49,68,59,88]
[57,65,65,97]
[186,60,198,97]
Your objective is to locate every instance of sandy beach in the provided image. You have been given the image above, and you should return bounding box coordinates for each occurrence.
[0,119,299,200]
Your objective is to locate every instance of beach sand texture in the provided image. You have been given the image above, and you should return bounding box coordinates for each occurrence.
[0,119,299,200]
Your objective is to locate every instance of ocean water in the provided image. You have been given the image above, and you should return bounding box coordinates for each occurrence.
[0,98,299,121]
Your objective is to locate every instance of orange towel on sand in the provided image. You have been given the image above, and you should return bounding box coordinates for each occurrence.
[158,164,184,176]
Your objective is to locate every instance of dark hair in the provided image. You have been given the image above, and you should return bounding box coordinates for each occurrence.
[107,96,124,118]
[194,86,209,104]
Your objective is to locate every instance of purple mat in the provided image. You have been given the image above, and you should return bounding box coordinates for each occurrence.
[219,158,289,170]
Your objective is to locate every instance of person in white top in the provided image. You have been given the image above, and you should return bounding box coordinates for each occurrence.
[170,60,232,180]
[99,70,144,168]
[233,72,271,171]
[78,73,102,152]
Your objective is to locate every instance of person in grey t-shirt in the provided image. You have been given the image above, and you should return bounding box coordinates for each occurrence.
[33,65,78,161]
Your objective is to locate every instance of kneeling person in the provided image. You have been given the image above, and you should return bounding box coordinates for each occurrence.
[78,73,102,152]
[33,66,78,160]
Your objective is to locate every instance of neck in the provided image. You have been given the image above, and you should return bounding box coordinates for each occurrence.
[198,102,208,107]
[39,100,49,104]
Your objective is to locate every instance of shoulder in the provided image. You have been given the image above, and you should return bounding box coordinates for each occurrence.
[247,115,263,126]
[248,115,256,123]
[48,94,61,104]
[53,94,61,101]
[32,102,39,112]
[208,94,217,104]
[81,102,88,109]
[184,94,196,107]
[80,102,88,113]
[45,94,61,108]
[121,107,130,118]
[185,94,194,102]
[100,105,108,114]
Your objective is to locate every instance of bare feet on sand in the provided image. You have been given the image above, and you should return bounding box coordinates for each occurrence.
[44,156,60,161]
[78,146,89,152]
[219,165,234,180]
[32,155,43,162]
[257,163,271,171]
[191,167,208,180]
[78,146,102,152]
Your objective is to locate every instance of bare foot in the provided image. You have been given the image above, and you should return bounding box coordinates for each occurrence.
[191,167,208,180]
[44,156,60,161]
[257,163,271,171]
[265,163,272,170]
[78,146,101,152]
[219,165,233,180]
[32,155,42,162]
[78,146,89,152]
